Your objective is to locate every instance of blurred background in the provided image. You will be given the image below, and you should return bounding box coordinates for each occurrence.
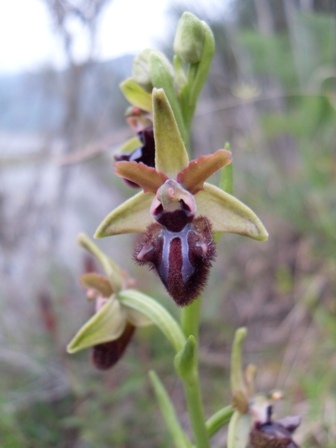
[0,0,335,446]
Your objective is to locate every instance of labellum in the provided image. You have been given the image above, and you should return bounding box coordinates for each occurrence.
[134,215,216,306]
[92,322,135,370]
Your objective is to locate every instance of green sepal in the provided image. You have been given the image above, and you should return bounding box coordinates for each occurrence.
[132,49,153,92]
[149,53,187,146]
[153,88,189,178]
[77,233,123,291]
[118,289,186,352]
[117,136,142,154]
[67,297,126,354]
[94,191,154,237]
[174,12,205,64]
[227,411,251,448]
[119,78,152,112]
[205,405,234,439]
[195,184,269,241]
[174,335,196,381]
[149,370,192,448]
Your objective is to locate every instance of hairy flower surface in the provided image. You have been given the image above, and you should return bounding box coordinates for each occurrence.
[95,89,268,305]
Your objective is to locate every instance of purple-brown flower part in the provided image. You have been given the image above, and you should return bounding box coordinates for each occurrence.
[250,410,301,448]
[114,127,155,188]
[92,322,135,370]
[134,216,216,306]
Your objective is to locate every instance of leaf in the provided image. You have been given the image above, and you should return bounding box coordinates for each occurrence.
[94,191,154,237]
[177,149,232,194]
[195,184,269,241]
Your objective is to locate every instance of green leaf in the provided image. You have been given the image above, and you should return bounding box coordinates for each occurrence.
[149,370,192,448]
[227,411,251,448]
[67,298,126,354]
[94,191,154,237]
[153,88,189,178]
[174,335,197,381]
[119,78,152,112]
[118,289,186,352]
[195,184,269,241]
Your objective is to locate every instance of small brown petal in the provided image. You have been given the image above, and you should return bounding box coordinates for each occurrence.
[115,161,168,194]
[177,149,232,194]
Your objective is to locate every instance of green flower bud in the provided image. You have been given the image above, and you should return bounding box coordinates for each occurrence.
[173,12,205,64]
[132,49,154,92]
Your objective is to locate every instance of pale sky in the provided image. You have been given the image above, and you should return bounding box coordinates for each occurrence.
[0,0,171,73]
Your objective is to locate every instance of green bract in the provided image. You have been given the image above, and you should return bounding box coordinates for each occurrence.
[95,88,268,242]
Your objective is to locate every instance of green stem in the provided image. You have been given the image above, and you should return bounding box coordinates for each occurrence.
[180,298,201,339]
[177,309,209,447]
[183,370,210,448]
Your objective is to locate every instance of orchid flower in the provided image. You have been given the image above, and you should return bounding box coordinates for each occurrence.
[95,88,268,306]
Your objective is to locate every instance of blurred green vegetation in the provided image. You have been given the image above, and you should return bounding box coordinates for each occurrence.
[1,1,336,447]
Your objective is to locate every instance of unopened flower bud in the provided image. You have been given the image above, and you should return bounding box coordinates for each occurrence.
[174,12,205,64]
[132,49,153,92]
